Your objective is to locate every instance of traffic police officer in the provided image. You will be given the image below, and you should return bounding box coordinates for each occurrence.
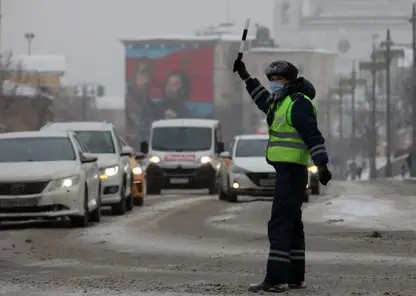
[233,59,332,292]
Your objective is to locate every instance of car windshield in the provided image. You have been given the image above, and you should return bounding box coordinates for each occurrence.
[75,131,115,153]
[151,127,212,152]
[0,137,76,162]
[235,139,268,157]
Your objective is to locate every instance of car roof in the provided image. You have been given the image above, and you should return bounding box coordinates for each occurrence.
[42,121,114,131]
[152,118,219,128]
[0,130,71,139]
[235,134,269,140]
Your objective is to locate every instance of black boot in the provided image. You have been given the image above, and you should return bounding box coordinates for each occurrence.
[248,281,289,292]
[289,281,307,289]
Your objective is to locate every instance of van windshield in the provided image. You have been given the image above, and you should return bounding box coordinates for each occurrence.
[151,127,212,152]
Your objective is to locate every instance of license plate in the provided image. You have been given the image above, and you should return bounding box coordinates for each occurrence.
[170,178,189,184]
[0,198,38,208]
[259,179,275,187]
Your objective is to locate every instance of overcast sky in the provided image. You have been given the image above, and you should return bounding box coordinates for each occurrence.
[2,0,274,96]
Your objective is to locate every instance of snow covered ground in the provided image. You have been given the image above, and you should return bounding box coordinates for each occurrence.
[359,154,409,180]
[303,193,416,231]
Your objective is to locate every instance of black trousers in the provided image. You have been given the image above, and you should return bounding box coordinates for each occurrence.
[264,163,308,284]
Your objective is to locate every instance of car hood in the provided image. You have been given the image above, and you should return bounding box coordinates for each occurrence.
[0,161,79,182]
[89,153,119,169]
[234,157,274,173]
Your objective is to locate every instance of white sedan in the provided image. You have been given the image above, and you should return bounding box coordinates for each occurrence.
[0,131,101,227]
[217,134,310,203]
[217,134,276,202]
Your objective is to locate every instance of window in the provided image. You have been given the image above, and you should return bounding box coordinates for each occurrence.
[151,127,212,152]
[75,131,115,154]
[235,139,268,157]
[0,137,76,162]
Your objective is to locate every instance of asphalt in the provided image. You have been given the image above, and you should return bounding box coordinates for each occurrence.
[0,181,415,295]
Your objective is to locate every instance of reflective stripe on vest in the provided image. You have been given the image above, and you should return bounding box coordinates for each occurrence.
[266,95,315,165]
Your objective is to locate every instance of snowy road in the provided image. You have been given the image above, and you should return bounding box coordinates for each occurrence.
[0,182,415,295]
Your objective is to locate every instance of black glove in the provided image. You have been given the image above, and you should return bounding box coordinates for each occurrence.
[318,164,332,185]
[233,59,250,80]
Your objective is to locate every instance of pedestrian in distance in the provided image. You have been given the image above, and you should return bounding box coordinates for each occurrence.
[233,58,332,292]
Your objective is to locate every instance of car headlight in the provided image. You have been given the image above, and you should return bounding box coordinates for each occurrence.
[47,176,79,192]
[200,156,212,164]
[100,165,119,179]
[231,165,248,174]
[308,165,318,174]
[132,166,142,175]
[149,156,160,163]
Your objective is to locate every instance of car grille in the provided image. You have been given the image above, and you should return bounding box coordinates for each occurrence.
[0,181,49,196]
[246,172,276,187]
[163,168,196,176]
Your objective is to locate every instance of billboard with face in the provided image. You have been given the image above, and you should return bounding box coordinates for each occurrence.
[124,41,215,147]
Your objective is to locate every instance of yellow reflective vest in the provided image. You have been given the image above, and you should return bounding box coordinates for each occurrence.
[266,94,316,166]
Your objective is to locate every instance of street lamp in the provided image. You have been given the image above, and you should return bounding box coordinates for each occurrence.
[410,2,416,177]
[329,81,350,176]
[359,34,384,179]
[377,29,405,177]
[24,32,35,55]
[340,62,366,167]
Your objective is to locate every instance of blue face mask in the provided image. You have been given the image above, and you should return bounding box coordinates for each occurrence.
[269,81,283,93]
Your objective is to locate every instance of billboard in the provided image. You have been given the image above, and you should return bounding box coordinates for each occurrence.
[124,41,215,146]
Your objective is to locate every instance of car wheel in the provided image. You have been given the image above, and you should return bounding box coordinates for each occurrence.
[134,196,144,206]
[218,184,228,201]
[147,181,161,195]
[111,180,127,215]
[208,177,219,195]
[311,183,320,195]
[70,185,89,227]
[226,180,238,202]
[126,193,134,211]
[89,183,101,223]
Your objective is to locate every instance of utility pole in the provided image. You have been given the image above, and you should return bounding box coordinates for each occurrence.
[24,32,35,55]
[329,81,349,177]
[359,34,384,179]
[340,62,366,166]
[410,2,416,177]
[378,29,404,177]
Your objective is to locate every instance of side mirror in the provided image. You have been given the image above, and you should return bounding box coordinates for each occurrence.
[220,151,231,159]
[80,153,98,163]
[135,152,145,160]
[216,141,225,153]
[140,141,149,154]
[120,146,133,156]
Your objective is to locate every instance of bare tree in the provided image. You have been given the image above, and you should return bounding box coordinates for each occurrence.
[0,52,55,131]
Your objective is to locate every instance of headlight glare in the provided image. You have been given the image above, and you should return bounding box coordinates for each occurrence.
[308,165,318,173]
[100,165,119,179]
[132,167,142,175]
[47,176,79,191]
[149,156,160,163]
[200,156,212,164]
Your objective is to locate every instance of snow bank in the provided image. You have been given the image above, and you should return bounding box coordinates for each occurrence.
[303,194,414,231]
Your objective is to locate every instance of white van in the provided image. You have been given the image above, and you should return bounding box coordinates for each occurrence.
[140,119,225,195]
